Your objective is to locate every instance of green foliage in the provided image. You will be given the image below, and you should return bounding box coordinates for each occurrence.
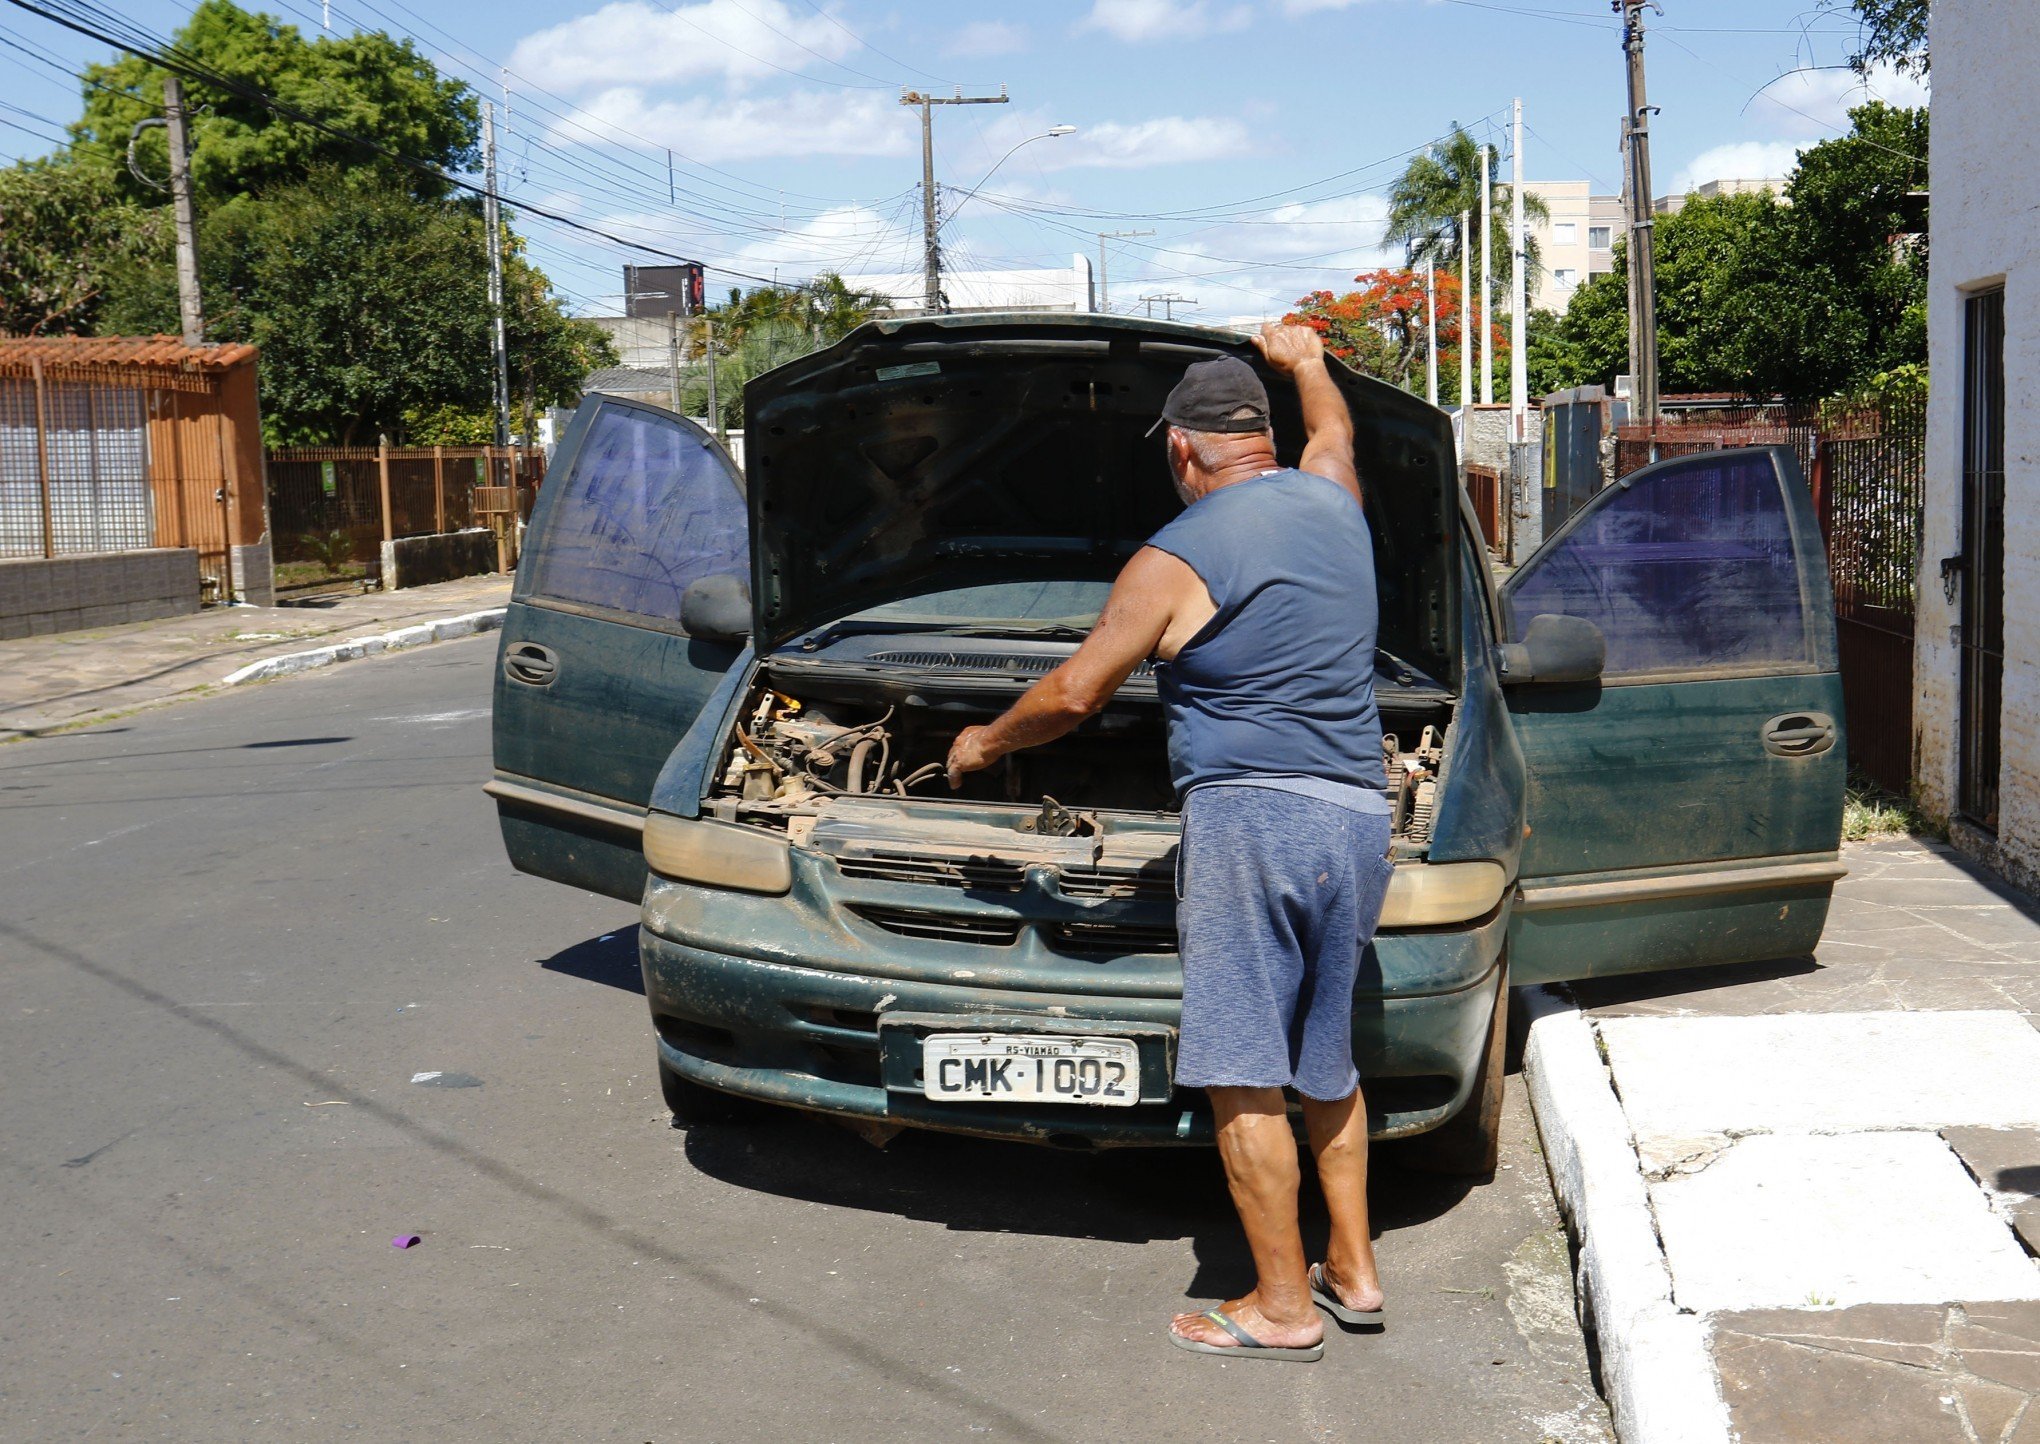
[105,168,614,444]
[1822,0,1928,77]
[1386,123,1547,293]
[403,402,496,445]
[0,160,172,335]
[1532,103,1927,403]
[298,527,354,576]
[680,274,890,430]
[69,0,478,207]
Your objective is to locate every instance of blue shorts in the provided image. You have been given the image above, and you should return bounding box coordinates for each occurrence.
[1173,784,1395,1101]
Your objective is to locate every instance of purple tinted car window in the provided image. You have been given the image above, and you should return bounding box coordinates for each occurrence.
[533,407,748,622]
[1508,452,1808,676]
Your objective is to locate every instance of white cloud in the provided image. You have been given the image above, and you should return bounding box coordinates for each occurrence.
[724,203,918,279]
[1669,141,1805,195]
[1752,60,1930,138]
[508,0,857,89]
[550,88,912,163]
[946,20,1028,58]
[1036,115,1257,170]
[1075,0,1252,44]
[1101,194,1400,323]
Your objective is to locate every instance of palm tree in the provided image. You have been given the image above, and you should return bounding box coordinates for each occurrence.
[1385,124,1548,298]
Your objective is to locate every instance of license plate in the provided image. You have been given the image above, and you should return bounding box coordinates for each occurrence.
[921,1033,1140,1107]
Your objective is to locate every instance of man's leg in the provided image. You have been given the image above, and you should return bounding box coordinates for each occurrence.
[1169,1086,1323,1349]
[1300,1088,1385,1311]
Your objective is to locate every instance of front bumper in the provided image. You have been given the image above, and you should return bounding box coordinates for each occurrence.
[639,849,1507,1147]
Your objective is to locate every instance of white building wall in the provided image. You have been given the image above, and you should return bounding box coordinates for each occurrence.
[1919,0,2040,885]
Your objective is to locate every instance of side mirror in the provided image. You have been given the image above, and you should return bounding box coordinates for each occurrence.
[1498,613,1605,685]
[680,574,752,644]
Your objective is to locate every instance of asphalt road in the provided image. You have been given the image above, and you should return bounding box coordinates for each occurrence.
[0,634,1611,1443]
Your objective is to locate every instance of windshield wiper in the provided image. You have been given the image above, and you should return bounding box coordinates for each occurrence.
[931,623,1094,642]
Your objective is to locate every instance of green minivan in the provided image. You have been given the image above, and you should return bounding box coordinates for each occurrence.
[489,314,1845,1172]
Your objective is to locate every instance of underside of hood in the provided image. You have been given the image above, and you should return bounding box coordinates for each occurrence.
[742,313,1460,682]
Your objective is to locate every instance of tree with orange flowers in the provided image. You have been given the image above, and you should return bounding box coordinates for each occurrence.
[1286,268,1500,396]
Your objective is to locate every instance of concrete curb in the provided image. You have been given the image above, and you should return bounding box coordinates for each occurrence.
[220,608,505,687]
[1520,986,1732,1444]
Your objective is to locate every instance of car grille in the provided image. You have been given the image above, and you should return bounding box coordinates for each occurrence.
[1050,921,1179,955]
[850,904,1022,946]
[869,650,1154,679]
[836,851,1028,892]
[1057,863,1174,903]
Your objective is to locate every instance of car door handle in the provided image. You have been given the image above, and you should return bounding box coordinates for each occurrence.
[503,642,559,687]
[1761,711,1837,758]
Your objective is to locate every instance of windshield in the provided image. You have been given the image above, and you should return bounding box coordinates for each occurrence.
[852,579,1112,629]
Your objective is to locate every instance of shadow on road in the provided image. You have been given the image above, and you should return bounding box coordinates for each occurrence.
[540,926,643,994]
[682,1097,1478,1300]
[1564,953,1822,1010]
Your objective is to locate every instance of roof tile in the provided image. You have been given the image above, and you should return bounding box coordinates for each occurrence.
[0,334,259,370]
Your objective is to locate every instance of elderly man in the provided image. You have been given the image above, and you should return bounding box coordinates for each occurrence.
[944,323,1392,1362]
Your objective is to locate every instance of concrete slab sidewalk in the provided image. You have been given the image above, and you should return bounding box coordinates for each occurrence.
[1529,837,2040,1443]
[0,574,511,742]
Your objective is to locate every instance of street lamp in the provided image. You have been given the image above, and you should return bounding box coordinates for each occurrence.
[939,125,1077,232]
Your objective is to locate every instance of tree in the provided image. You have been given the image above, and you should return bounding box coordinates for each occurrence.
[103,169,613,444]
[1286,268,1482,396]
[1385,123,1547,289]
[1531,103,1927,403]
[69,0,478,208]
[679,274,890,429]
[1821,0,1928,77]
[0,161,171,335]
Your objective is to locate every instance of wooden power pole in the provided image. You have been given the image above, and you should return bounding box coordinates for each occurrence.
[162,76,204,347]
[482,100,512,448]
[901,89,1009,314]
[1620,0,1661,429]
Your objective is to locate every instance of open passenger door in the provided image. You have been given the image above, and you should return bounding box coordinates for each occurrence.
[489,397,748,901]
[1499,447,1847,984]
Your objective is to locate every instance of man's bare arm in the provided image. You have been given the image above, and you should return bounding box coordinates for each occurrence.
[944,548,1189,787]
[1253,323,1360,503]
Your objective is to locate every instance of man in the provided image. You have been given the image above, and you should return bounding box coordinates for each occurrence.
[944,323,1393,1363]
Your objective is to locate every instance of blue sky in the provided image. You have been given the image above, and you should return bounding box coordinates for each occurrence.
[0,0,1928,323]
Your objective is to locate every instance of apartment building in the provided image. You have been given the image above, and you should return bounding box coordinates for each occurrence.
[1521,181,1625,313]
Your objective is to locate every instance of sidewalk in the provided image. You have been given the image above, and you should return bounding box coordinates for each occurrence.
[0,574,511,742]
[1543,837,2040,1443]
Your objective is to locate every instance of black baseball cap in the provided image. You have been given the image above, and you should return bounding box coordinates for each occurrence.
[1145,355,1271,438]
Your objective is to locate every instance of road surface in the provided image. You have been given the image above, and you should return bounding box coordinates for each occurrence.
[0,634,1609,1442]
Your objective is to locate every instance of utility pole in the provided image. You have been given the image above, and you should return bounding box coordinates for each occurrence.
[900,88,1009,314]
[1509,97,1527,443]
[704,318,720,443]
[1479,143,1493,406]
[162,77,204,348]
[1424,255,1438,408]
[667,311,682,413]
[1096,229,1153,315]
[482,100,512,448]
[1459,209,1472,413]
[1139,293,1195,321]
[1619,0,1661,429]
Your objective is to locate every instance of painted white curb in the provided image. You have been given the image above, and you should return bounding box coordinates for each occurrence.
[221,608,505,687]
[1520,986,1733,1444]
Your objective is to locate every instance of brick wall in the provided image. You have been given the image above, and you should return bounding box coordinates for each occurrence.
[0,548,201,639]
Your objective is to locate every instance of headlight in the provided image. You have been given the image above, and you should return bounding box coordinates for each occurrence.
[643,814,792,894]
[1379,860,1508,929]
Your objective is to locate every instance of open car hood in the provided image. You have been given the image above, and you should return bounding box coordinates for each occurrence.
[743,313,1460,682]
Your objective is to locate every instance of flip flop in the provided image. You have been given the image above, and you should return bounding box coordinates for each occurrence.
[1309,1263,1386,1328]
[1166,1307,1324,1363]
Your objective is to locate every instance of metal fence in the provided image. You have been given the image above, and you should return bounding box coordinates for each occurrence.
[0,360,236,585]
[1813,395,1925,796]
[266,444,543,577]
